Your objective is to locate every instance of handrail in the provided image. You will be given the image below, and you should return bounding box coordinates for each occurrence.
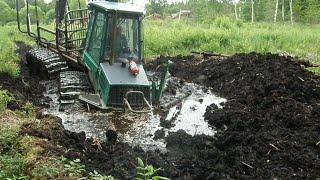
[123,91,152,113]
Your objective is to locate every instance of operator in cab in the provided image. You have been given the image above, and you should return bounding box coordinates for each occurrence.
[115,26,130,57]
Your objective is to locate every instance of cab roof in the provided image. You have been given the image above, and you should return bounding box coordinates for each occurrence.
[88,1,145,15]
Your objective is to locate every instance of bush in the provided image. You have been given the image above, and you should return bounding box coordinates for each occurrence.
[0,1,16,25]
[214,16,234,29]
[19,5,45,24]
[0,90,12,111]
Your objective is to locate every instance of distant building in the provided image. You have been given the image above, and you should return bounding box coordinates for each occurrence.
[171,9,192,19]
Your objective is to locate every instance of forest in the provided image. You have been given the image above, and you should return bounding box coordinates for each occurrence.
[1,0,320,25]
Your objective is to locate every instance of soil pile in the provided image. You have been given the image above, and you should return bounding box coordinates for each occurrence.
[0,42,45,110]
[148,53,320,179]
[20,114,175,179]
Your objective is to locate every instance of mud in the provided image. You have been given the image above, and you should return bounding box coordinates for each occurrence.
[3,42,320,179]
[147,53,320,179]
[0,42,46,110]
[41,77,225,151]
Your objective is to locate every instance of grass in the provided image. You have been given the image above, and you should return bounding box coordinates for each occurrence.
[0,24,33,77]
[144,18,320,73]
[0,110,114,179]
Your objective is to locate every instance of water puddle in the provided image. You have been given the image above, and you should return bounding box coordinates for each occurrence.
[41,77,226,151]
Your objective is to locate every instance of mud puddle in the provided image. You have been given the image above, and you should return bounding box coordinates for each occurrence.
[41,77,226,150]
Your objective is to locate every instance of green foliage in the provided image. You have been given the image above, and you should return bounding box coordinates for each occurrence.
[22,102,37,118]
[88,170,115,180]
[144,20,320,69]
[0,1,16,25]
[60,156,86,177]
[45,9,56,24]
[68,0,87,9]
[147,0,320,24]
[215,16,235,29]
[29,158,63,179]
[0,90,12,111]
[2,0,25,10]
[0,128,26,179]
[146,0,168,15]
[0,155,26,180]
[0,128,19,154]
[135,157,169,180]
[19,5,45,24]
[0,25,33,77]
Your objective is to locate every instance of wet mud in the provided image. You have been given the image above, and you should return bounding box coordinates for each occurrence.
[3,42,320,179]
[41,76,225,151]
[147,53,320,179]
[0,42,46,110]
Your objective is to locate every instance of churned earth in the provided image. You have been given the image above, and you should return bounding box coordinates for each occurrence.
[1,42,319,179]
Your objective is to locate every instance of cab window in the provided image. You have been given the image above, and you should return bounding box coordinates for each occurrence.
[87,12,105,62]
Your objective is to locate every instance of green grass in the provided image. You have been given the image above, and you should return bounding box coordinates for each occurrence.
[0,24,33,77]
[144,18,320,68]
[0,90,12,111]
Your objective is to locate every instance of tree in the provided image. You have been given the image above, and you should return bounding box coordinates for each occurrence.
[282,0,285,21]
[19,5,45,24]
[234,1,238,20]
[251,0,254,23]
[0,1,16,25]
[290,0,293,24]
[274,0,279,22]
[146,0,168,16]
[45,9,56,24]
[3,0,25,10]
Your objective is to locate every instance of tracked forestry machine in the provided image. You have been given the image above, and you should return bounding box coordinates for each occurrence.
[16,0,168,112]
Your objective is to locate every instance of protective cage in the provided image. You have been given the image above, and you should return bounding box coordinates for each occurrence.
[108,85,150,107]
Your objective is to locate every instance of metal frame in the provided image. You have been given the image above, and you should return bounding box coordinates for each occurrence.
[16,0,89,64]
[123,91,152,113]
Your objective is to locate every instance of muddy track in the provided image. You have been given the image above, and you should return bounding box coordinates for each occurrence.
[3,42,320,179]
[0,42,46,110]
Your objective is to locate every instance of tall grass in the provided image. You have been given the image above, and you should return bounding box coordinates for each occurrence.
[144,18,320,68]
[0,25,33,77]
[1,19,320,76]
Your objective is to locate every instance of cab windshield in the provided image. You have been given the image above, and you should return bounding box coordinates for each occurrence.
[105,15,141,64]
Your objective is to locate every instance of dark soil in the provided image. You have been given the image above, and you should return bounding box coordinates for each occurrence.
[20,114,176,179]
[0,41,46,110]
[5,42,320,179]
[147,53,320,179]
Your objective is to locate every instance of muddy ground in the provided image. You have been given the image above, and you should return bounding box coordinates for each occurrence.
[1,43,320,179]
[147,53,320,179]
[0,42,45,110]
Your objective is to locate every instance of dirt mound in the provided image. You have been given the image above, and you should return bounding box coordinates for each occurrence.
[0,42,46,110]
[147,53,320,179]
[20,114,175,179]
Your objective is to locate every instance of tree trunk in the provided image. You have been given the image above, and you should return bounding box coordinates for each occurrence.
[251,0,254,23]
[282,0,285,21]
[234,2,238,20]
[274,0,279,23]
[290,0,293,24]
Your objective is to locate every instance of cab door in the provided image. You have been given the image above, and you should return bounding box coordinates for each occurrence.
[83,10,106,93]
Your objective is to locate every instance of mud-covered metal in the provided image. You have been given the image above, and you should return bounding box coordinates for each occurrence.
[26,48,68,79]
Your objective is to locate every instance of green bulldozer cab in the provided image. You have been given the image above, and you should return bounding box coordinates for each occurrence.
[80,1,167,112]
[15,0,169,112]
